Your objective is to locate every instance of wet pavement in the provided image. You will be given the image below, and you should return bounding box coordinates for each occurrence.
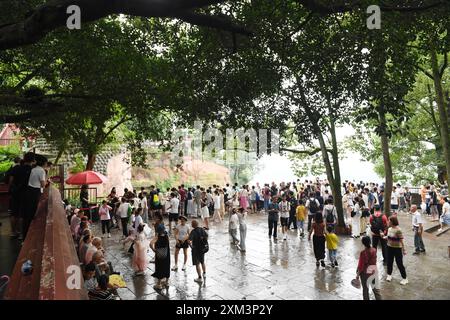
[97,210,450,300]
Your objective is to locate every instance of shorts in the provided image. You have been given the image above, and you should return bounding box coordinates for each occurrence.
[391,204,398,210]
[169,213,179,222]
[176,240,189,249]
[192,250,205,265]
[280,217,289,227]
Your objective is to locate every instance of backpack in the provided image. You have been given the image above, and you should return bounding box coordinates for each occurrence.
[309,199,319,213]
[325,206,335,224]
[196,228,209,254]
[371,215,384,234]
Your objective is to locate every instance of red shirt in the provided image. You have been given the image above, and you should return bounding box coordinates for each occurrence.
[357,248,377,274]
[179,188,187,201]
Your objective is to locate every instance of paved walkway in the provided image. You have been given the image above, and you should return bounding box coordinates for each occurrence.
[98,210,450,300]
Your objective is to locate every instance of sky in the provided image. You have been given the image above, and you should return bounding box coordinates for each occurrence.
[249,125,382,185]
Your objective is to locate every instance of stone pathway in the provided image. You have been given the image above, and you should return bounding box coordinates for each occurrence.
[96,211,450,300]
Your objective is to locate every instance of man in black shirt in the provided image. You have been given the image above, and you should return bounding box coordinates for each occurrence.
[8,152,35,240]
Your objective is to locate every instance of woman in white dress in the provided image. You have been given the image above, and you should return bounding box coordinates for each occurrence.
[186,188,195,217]
[201,191,210,230]
[351,197,361,238]
[212,190,222,223]
[219,188,226,219]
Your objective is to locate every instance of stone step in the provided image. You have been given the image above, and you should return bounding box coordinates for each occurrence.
[436,227,450,237]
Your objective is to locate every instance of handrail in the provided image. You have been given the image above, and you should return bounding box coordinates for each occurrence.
[5,186,88,300]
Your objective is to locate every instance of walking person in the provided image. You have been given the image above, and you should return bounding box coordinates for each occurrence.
[351,197,361,238]
[237,207,247,252]
[410,205,425,254]
[117,197,131,238]
[323,198,337,232]
[355,236,382,300]
[369,205,388,264]
[212,190,222,223]
[167,192,180,235]
[229,208,240,246]
[200,191,210,230]
[140,192,148,224]
[325,225,339,268]
[99,200,112,238]
[23,155,47,240]
[288,192,298,230]
[308,212,326,268]
[172,216,190,272]
[132,224,149,276]
[150,224,171,290]
[279,195,290,241]
[296,200,306,238]
[267,196,279,240]
[189,219,208,284]
[306,193,320,233]
[194,186,203,217]
[383,216,408,285]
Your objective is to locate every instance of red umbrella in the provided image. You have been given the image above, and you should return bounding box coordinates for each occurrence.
[65,170,108,185]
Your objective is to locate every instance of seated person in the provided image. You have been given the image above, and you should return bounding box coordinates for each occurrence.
[79,232,92,264]
[83,262,98,292]
[85,237,104,265]
[88,274,120,300]
[70,209,83,237]
[92,250,118,280]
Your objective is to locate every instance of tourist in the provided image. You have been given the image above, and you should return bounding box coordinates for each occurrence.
[172,216,190,271]
[23,155,47,239]
[288,191,298,230]
[83,262,98,293]
[189,219,208,284]
[279,195,290,241]
[70,208,83,238]
[323,198,338,231]
[229,208,240,246]
[383,216,408,285]
[117,197,131,238]
[308,212,326,268]
[351,197,361,239]
[390,186,400,215]
[140,191,148,223]
[178,184,187,216]
[186,187,195,217]
[369,205,388,264]
[99,200,112,238]
[219,188,226,219]
[325,225,339,268]
[296,200,306,237]
[7,154,34,240]
[200,191,210,230]
[438,196,450,232]
[267,196,279,240]
[410,205,425,254]
[356,236,382,300]
[263,184,271,213]
[168,192,180,234]
[250,186,258,214]
[194,186,203,217]
[405,187,412,212]
[133,224,149,276]
[79,232,93,264]
[306,192,320,232]
[85,237,103,265]
[429,185,439,221]
[150,224,171,290]
[212,190,222,223]
[237,207,247,252]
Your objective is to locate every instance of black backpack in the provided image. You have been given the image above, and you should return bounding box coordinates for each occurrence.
[309,199,319,213]
[325,206,335,223]
[197,228,209,254]
[371,215,384,234]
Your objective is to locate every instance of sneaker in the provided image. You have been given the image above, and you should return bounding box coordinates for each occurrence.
[316,261,320,267]
[320,260,326,268]
[194,277,203,284]
[438,228,443,232]
[108,233,111,238]
[203,273,206,279]
[334,261,338,267]
[386,275,392,282]
[182,265,186,271]
[420,249,426,253]
[412,251,420,255]
[171,266,178,271]
[400,278,409,285]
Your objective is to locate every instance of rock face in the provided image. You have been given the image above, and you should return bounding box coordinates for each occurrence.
[132,155,231,188]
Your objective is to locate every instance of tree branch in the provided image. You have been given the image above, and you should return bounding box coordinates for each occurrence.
[417,65,435,80]
[0,0,251,51]
[281,147,332,155]
[439,53,448,78]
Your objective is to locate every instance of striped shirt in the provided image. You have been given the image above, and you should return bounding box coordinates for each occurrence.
[387,227,403,248]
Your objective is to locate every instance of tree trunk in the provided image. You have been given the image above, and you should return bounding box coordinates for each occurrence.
[54,149,64,165]
[430,48,450,184]
[378,106,393,215]
[329,116,344,227]
[85,153,96,171]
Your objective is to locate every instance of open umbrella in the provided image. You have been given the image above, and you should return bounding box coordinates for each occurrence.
[65,170,108,185]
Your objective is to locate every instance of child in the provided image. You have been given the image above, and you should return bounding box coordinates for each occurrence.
[133,224,149,276]
[296,200,306,237]
[325,226,339,268]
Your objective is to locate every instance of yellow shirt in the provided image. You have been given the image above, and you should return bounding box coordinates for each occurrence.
[325,233,339,250]
[296,205,306,221]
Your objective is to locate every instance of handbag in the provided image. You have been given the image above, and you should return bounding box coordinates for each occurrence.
[351,278,361,289]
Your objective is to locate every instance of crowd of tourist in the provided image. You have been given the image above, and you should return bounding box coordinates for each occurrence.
[4,154,450,300]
